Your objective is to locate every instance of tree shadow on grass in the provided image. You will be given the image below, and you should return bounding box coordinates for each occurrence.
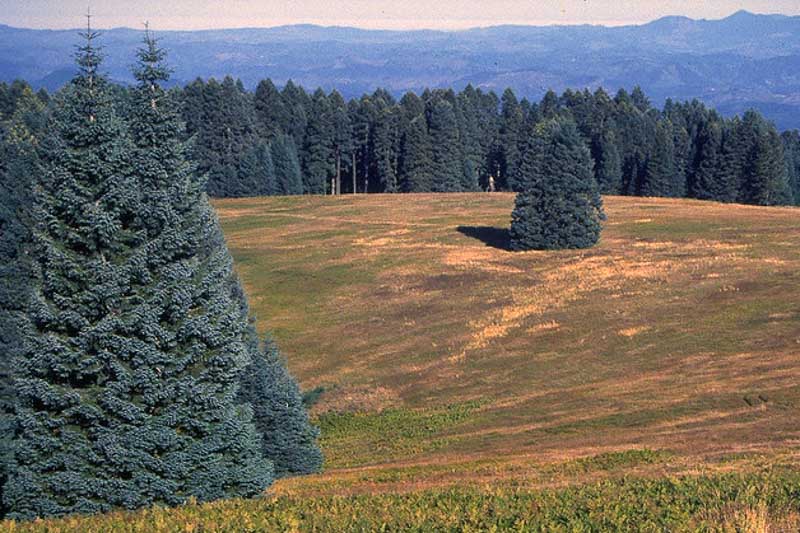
[456,226,513,251]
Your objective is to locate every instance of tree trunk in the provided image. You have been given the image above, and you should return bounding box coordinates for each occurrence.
[352,153,357,194]
[335,152,341,195]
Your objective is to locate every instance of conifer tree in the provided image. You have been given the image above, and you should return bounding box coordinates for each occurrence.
[398,115,433,192]
[456,89,483,189]
[0,79,49,517]
[238,337,323,478]
[349,97,374,193]
[253,79,289,143]
[329,90,353,195]
[302,89,334,194]
[281,81,310,150]
[592,128,623,194]
[782,130,800,205]
[372,106,399,193]
[428,99,462,192]
[271,134,303,195]
[237,141,276,196]
[741,125,791,205]
[510,118,604,250]
[4,26,272,520]
[499,89,523,190]
[690,119,724,200]
[641,121,677,197]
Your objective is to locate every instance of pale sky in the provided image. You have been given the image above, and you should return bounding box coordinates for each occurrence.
[1,0,799,31]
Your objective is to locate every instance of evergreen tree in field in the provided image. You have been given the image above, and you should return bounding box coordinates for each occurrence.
[237,141,276,196]
[4,27,272,520]
[238,337,323,478]
[428,99,462,192]
[398,115,433,192]
[302,89,334,194]
[510,118,604,251]
[271,134,303,195]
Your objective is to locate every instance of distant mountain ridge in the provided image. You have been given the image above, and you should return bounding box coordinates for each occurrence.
[1,10,800,129]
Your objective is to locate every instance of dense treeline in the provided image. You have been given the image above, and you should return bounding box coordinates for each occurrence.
[2,78,798,206]
[0,28,321,521]
[170,78,800,206]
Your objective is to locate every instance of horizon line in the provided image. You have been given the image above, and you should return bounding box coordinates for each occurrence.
[0,9,792,34]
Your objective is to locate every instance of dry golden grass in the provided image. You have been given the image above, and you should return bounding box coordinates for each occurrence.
[215,193,800,494]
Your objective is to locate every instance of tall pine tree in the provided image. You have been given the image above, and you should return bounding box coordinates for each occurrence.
[4,25,272,520]
[398,115,433,192]
[428,99,462,192]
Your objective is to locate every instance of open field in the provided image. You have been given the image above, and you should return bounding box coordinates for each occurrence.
[222,194,800,485]
[5,193,800,530]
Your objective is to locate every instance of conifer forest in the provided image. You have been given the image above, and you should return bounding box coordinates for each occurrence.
[1,8,800,531]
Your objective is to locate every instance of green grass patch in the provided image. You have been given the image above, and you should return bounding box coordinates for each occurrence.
[317,401,483,468]
[559,449,671,474]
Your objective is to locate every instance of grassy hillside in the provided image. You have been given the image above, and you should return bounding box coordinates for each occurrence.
[4,193,800,530]
[220,193,800,478]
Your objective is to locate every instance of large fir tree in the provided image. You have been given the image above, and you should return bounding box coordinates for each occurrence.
[509,118,604,251]
[4,26,272,520]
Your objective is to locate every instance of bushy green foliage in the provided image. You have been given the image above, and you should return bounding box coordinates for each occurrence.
[510,118,605,251]
[0,80,48,519]
[238,337,322,478]
[173,76,797,207]
[3,29,271,521]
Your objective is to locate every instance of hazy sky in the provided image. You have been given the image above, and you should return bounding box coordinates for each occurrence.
[2,1,799,30]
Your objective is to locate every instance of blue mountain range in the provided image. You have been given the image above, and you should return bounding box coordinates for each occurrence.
[1,10,799,129]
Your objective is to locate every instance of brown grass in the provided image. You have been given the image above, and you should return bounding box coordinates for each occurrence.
[216,193,800,494]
